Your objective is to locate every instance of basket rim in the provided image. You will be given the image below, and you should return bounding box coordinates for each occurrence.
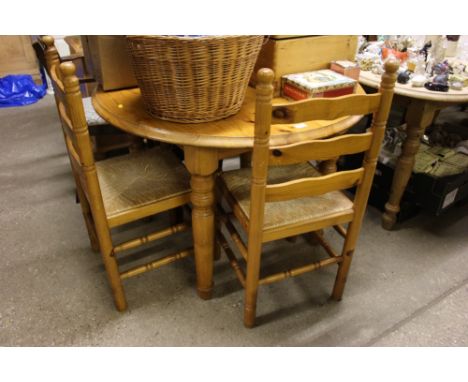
[126,35,264,41]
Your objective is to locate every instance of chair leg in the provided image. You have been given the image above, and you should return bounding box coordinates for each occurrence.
[331,250,354,301]
[244,248,262,328]
[98,234,127,312]
[74,177,100,252]
[82,208,100,253]
[303,229,324,246]
[331,222,359,301]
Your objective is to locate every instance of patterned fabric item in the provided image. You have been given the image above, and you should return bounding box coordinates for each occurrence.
[413,143,468,177]
[221,162,354,231]
[82,97,107,126]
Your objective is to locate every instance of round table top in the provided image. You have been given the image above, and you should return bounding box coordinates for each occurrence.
[359,70,468,103]
[92,86,366,149]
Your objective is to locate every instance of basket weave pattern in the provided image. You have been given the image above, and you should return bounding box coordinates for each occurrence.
[126,35,264,123]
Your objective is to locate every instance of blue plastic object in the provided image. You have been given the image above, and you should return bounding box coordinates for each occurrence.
[0,74,46,108]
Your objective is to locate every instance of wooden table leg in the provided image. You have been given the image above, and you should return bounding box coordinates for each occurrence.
[240,152,252,168]
[319,156,339,175]
[382,100,438,230]
[184,146,219,299]
[302,158,339,244]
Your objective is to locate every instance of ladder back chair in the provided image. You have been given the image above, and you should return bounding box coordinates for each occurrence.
[51,61,193,311]
[39,36,143,159]
[217,59,399,327]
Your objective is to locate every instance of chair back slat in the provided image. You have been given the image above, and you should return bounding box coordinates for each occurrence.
[272,93,381,124]
[57,101,78,148]
[268,132,373,166]
[265,168,364,202]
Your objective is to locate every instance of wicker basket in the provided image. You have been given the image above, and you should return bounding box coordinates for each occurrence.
[126,35,264,123]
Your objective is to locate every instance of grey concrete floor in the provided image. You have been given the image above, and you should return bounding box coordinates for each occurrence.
[1,95,467,346]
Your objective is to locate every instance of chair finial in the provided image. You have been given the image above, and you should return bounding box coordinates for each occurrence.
[384,57,400,74]
[59,61,76,77]
[42,35,55,47]
[257,68,274,85]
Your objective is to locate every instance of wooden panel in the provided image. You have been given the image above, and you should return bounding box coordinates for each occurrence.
[271,93,382,124]
[274,35,357,74]
[0,36,41,83]
[251,35,358,95]
[268,133,373,165]
[265,168,364,202]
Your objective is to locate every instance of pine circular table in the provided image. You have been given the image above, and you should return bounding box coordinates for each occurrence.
[359,70,468,230]
[92,85,366,300]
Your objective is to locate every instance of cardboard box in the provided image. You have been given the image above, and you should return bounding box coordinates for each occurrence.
[82,35,137,91]
[281,69,356,100]
[250,35,358,96]
[330,60,361,80]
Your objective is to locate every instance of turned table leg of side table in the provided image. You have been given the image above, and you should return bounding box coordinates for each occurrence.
[184,146,219,299]
[382,101,438,230]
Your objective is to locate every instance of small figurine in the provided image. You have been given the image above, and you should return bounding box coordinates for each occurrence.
[426,57,435,78]
[450,81,463,90]
[427,59,450,88]
[430,36,448,66]
[433,73,449,85]
[451,60,466,75]
[449,74,466,88]
[397,70,411,84]
[424,82,449,92]
[411,75,427,87]
[433,61,449,75]
[415,55,426,71]
[420,41,432,62]
[371,63,384,75]
[356,53,380,71]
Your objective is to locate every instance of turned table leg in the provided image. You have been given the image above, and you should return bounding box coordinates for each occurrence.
[184,146,219,299]
[319,156,339,175]
[308,157,339,242]
[382,100,438,230]
[240,152,252,168]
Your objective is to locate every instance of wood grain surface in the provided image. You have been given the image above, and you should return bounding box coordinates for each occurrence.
[92,85,366,148]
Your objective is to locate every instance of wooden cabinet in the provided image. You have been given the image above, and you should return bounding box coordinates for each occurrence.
[0,36,41,83]
[251,35,358,96]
